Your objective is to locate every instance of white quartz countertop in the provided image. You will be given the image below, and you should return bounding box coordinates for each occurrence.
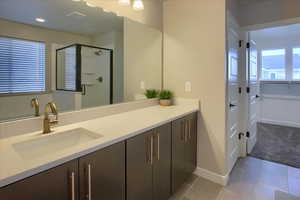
[0,103,199,188]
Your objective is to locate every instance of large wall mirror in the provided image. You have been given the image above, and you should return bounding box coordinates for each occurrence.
[0,0,162,121]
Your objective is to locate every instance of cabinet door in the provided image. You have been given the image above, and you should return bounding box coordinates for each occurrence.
[171,117,188,194]
[79,142,125,200]
[153,123,172,200]
[186,113,198,175]
[127,131,153,200]
[0,160,78,200]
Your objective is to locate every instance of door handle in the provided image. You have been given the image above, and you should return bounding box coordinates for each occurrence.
[229,103,237,108]
[256,95,260,98]
[70,171,75,200]
[86,164,92,200]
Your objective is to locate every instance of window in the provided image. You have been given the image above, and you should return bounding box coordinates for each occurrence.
[261,49,286,80]
[293,48,300,80]
[0,37,45,94]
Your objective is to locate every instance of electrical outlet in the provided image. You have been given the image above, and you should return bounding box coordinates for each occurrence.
[185,81,192,92]
[140,81,145,89]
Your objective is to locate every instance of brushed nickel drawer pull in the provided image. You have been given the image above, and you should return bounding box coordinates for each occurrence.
[87,164,92,200]
[157,133,160,161]
[185,120,188,142]
[181,121,185,141]
[189,119,191,140]
[70,172,75,200]
[150,135,154,165]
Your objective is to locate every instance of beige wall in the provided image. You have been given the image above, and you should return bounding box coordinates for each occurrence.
[239,0,300,27]
[163,0,227,175]
[81,0,163,31]
[124,18,162,102]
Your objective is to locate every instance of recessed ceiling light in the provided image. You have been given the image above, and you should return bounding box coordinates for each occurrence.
[35,18,46,23]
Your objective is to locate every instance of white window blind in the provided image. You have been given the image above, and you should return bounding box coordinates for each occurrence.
[0,37,46,94]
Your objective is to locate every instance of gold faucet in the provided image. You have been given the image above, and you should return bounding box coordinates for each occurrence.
[31,98,40,117]
[43,102,58,134]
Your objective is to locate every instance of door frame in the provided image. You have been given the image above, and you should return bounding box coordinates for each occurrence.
[239,17,300,156]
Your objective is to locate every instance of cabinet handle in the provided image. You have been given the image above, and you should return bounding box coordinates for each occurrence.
[157,133,160,161]
[181,121,185,141]
[185,120,188,142]
[70,172,75,200]
[87,164,92,200]
[188,119,191,140]
[150,135,154,165]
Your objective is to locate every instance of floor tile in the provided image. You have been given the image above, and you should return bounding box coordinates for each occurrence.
[289,177,300,197]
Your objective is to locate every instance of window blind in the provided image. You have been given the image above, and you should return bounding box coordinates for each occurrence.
[0,37,46,94]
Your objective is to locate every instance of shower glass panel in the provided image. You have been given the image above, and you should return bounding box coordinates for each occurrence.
[56,44,112,109]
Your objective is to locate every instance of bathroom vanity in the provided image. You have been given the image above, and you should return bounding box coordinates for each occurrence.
[0,104,198,200]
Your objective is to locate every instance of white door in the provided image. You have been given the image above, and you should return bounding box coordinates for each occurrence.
[247,39,259,153]
[81,46,111,108]
[227,27,241,172]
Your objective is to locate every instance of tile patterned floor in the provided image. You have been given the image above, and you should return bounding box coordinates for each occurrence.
[170,157,300,200]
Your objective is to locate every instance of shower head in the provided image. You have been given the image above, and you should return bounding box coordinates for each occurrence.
[94,50,103,56]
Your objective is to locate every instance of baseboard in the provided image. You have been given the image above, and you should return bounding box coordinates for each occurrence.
[194,167,229,186]
[259,119,300,129]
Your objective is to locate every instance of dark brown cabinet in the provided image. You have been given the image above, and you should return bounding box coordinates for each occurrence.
[127,123,172,200]
[0,112,197,200]
[79,141,125,200]
[172,113,197,193]
[0,160,79,200]
[0,142,125,200]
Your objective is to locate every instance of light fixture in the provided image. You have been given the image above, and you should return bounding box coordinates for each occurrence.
[132,0,144,11]
[118,0,130,6]
[86,1,96,7]
[35,18,46,23]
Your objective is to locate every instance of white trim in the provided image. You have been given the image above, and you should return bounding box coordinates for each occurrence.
[242,16,300,31]
[262,95,300,101]
[194,167,229,186]
[259,119,300,129]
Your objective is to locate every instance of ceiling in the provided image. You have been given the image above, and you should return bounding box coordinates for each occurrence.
[251,23,300,42]
[0,0,123,36]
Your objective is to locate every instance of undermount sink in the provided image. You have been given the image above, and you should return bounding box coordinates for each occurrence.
[13,128,102,159]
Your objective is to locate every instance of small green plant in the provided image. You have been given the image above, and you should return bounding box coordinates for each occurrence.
[159,90,174,100]
[144,89,159,99]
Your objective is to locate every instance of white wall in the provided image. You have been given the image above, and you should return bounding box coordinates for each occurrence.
[163,0,227,176]
[124,18,162,102]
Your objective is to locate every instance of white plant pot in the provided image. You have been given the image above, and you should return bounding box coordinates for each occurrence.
[159,99,172,106]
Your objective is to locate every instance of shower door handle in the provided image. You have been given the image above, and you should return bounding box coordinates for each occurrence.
[81,84,86,96]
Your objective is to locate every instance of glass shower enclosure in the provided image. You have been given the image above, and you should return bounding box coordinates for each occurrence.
[56,44,113,109]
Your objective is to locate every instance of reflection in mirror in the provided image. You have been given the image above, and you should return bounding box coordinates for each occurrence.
[0,0,162,122]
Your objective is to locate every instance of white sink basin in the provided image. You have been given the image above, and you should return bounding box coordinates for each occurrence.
[13,128,102,159]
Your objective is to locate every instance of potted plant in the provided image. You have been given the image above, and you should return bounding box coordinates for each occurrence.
[144,89,159,99]
[159,90,174,106]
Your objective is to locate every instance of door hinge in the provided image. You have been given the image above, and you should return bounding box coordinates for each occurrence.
[239,40,243,48]
[246,132,250,138]
[238,132,245,140]
[246,42,250,49]
[246,87,250,93]
[238,87,242,94]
